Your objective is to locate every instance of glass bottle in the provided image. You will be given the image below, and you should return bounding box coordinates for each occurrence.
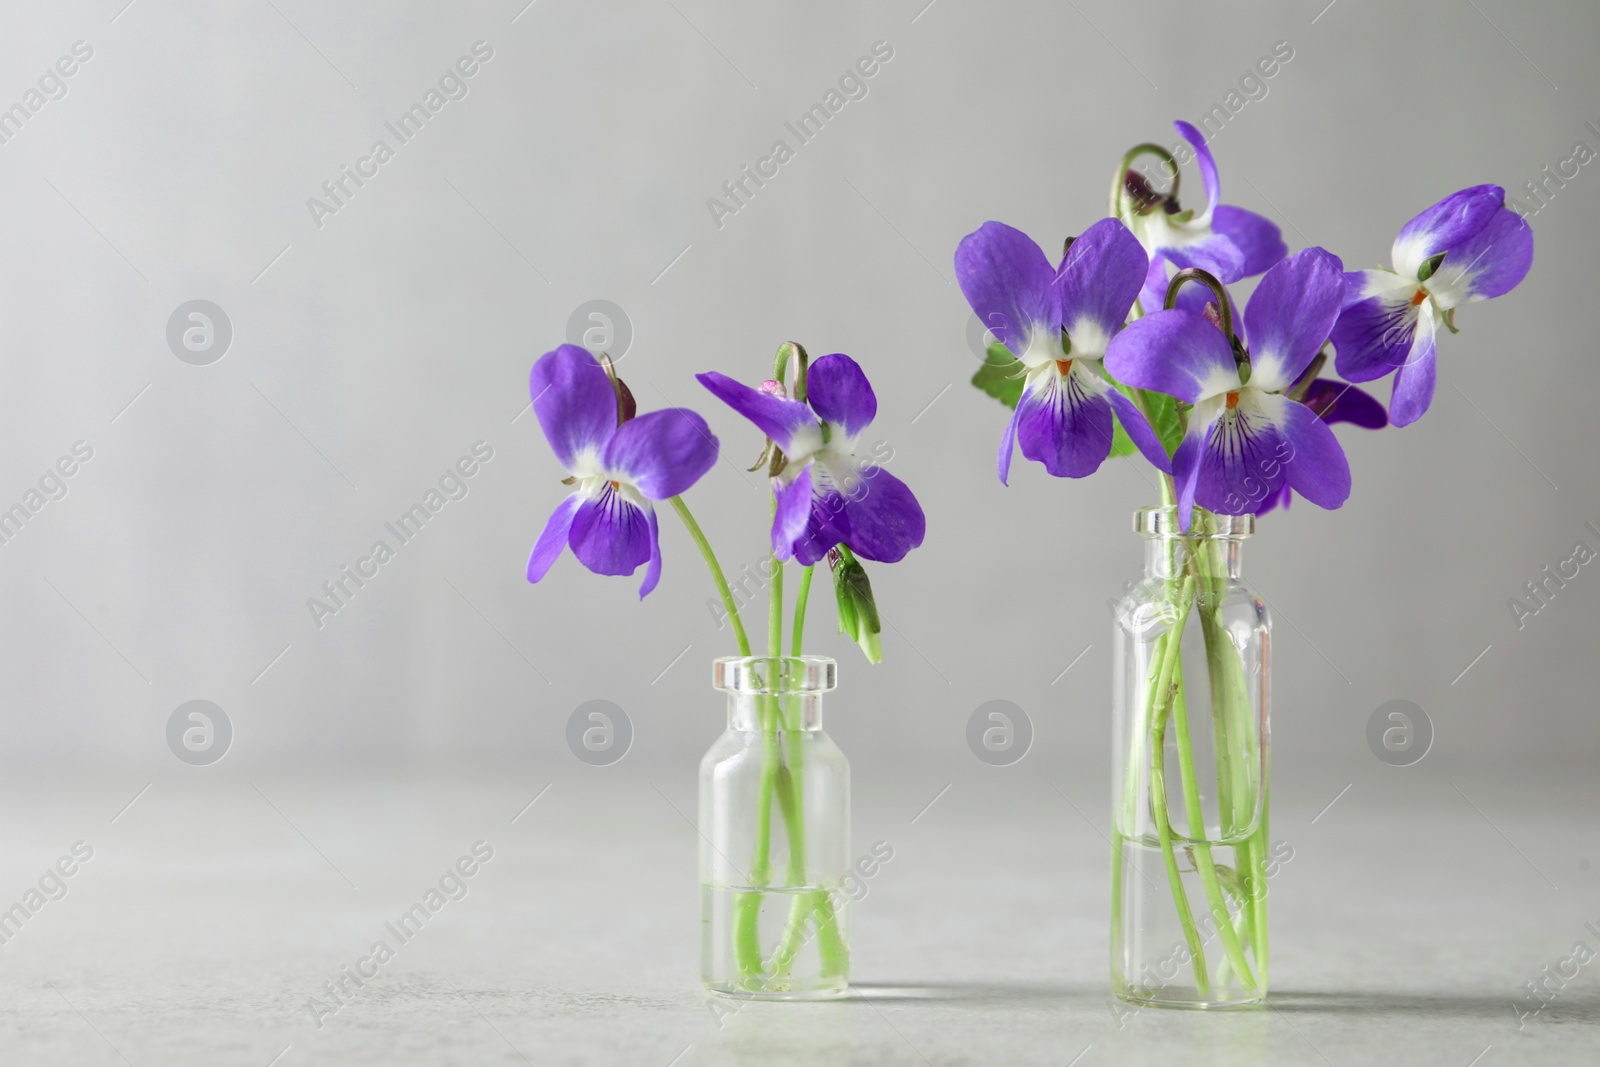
[700,656,849,998]
[1111,506,1270,1008]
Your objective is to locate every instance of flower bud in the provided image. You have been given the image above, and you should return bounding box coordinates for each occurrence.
[830,551,883,664]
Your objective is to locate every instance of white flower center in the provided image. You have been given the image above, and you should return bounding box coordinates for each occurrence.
[1018,325,1064,369]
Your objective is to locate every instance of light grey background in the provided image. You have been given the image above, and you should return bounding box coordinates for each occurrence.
[0,1,1595,1064]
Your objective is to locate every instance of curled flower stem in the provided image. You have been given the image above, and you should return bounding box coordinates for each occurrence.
[775,342,810,403]
[1109,142,1182,223]
[1164,268,1233,340]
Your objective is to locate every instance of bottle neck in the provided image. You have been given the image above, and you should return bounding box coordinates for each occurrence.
[1143,535,1245,581]
[726,692,823,731]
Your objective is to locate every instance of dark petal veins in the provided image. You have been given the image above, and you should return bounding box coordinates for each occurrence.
[1193,403,1291,517]
[568,484,654,577]
[1331,282,1419,383]
[1014,370,1116,478]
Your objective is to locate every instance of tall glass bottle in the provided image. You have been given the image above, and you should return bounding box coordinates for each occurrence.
[700,656,849,998]
[1111,506,1270,1008]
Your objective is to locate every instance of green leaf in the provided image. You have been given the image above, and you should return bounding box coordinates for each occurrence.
[970,342,1025,410]
[1140,388,1185,458]
[1417,252,1446,283]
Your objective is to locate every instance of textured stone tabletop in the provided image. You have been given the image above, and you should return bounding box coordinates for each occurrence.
[0,767,1592,1066]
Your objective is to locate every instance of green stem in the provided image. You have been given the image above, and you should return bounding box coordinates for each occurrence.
[771,564,844,979]
[768,550,784,661]
[733,891,763,981]
[1212,867,1254,988]
[791,566,814,658]
[755,539,818,982]
[764,545,789,885]
[668,496,751,657]
[1190,532,1266,992]
[750,703,778,893]
[775,562,852,980]
[672,493,765,982]
[773,561,831,977]
[742,552,785,969]
[1169,655,1259,994]
[811,889,849,976]
[1146,580,1211,997]
[1249,784,1270,986]
[731,547,784,985]
[769,892,810,977]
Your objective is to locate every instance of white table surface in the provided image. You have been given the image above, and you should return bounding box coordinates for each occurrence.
[0,766,1592,1066]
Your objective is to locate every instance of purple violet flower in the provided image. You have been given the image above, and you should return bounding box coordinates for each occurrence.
[526,344,719,597]
[1129,121,1288,313]
[697,354,925,566]
[1257,378,1388,515]
[953,216,1172,482]
[1331,184,1533,426]
[1106,247,1353,529]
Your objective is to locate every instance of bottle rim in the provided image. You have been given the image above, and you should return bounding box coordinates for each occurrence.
[1134,505,1254,539]
[713,656,836,695]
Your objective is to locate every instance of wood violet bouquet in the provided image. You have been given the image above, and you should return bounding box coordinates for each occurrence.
[524,341,925,998]
[953,120,1532,1007]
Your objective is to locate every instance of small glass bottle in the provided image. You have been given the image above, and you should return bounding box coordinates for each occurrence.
[1111,506,1270,1008]
[700,656,850,998]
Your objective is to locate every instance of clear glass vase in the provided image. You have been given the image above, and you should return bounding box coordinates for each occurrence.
[1111,506,1270,1009]
[700,656,850,998]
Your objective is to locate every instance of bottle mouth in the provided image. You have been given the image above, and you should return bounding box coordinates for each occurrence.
[1134,506,1254,539]
[713,656,836,695]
